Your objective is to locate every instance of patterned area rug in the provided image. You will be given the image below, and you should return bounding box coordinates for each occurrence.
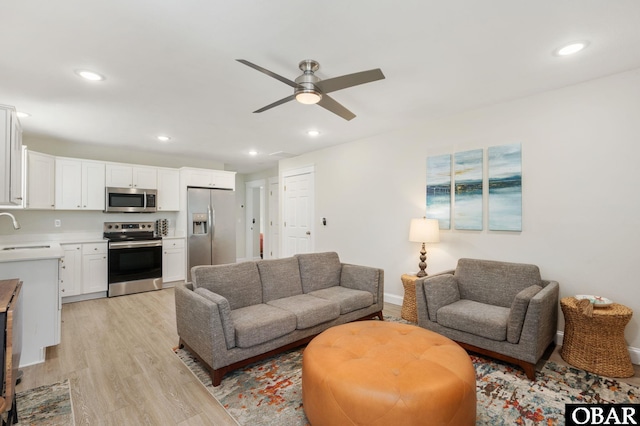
[175,326,639,425]
[15,379,74,425]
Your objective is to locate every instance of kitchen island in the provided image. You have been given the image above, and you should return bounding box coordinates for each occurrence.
[0,242,62,366]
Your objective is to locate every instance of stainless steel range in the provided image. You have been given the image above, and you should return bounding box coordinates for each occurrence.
[103,221,162,297]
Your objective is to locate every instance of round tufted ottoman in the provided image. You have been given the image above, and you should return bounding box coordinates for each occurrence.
[302,321,476,426]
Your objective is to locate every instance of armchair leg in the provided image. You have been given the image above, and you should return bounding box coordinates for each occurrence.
[455,341,539,381]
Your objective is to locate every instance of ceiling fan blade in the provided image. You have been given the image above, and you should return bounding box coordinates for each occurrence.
[317,94,356,121]
[253,94,296,113]
[315,68,385,94]
[236,59,299,88]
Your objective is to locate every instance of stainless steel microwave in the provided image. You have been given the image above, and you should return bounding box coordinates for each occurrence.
[105,187,157,213]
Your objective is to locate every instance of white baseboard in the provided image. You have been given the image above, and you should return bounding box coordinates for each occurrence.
[384,293,403,306]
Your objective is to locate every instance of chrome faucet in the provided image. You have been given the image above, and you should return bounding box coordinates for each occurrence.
[0,212,21,230]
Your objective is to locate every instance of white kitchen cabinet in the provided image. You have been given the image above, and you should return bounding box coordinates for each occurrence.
[180,167,235,190]
[82,242,108,294]
[0,104,23,206]
[59,244,82,297]
[26,150,55,209]
[157,168,180,211]
[162,238,185,283]
[55,157,106,210]
[106,164,157,189]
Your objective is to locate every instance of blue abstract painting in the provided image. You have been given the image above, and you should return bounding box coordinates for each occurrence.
[426,154,451,230]
[488,144,522,231]
[454,149,483,230]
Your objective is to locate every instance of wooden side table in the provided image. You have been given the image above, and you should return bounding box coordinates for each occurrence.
[401,274,419,323]
[560,297,634,377]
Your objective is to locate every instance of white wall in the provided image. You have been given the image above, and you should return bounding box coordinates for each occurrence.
[280,68,640,348]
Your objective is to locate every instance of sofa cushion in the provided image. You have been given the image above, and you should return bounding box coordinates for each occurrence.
[309,286,373,315]
[437,299,510,341]
[257,257,303,303]
[340,264,380,304]
[455,258,542,308]
[229,304,297,348]
[195,287,235,350]
[423,274,460,322]
[506,285,542,344]
[296,252,342,293]
[267,294,340,329]
[192,262,262,310]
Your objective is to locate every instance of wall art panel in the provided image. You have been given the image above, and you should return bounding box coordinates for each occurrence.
[426,154,451,229]
[454,149,483,230]
[488,143,522,231]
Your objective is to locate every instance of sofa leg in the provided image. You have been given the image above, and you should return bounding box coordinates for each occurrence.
[521,362,536,381]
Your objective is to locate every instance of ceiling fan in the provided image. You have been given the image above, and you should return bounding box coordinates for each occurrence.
[236,59,385,121]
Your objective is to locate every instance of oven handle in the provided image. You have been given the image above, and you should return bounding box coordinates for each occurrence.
[144,191,147,210]
[109,240,162,249]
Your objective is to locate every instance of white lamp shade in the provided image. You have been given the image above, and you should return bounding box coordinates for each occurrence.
[409,218,440,243]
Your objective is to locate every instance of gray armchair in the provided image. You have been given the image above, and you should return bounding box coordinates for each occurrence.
[415,258,559,380]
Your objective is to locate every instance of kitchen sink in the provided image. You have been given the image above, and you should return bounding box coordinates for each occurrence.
[1,245,51,251]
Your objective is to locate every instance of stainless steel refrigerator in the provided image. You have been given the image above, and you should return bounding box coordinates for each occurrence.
[187,187,236,281]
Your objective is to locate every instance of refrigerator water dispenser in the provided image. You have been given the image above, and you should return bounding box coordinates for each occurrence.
[192,213,208,234]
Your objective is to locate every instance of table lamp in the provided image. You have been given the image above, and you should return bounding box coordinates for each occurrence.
[409,217,440,277]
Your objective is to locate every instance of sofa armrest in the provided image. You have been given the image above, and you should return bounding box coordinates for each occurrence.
[340,263,384,306]
[519,280,559,359]
[175,282,232,368]
[507,284,543,343]
[194,288,235,349]
[419,274,460,322]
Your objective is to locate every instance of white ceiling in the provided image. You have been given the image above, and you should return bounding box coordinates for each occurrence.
[2,1,640,173]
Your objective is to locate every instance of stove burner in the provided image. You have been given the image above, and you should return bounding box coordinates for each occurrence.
[103,221,160,241]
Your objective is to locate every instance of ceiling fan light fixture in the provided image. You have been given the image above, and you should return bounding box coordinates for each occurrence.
[295,90,322,105]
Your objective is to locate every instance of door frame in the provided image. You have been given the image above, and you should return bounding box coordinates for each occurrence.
[245,179,265,260]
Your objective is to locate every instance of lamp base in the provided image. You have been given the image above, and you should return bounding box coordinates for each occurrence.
[416,243,428,278]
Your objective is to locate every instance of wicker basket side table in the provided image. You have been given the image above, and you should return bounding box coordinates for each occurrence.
[560,297,634,377]
[401,274,419,323]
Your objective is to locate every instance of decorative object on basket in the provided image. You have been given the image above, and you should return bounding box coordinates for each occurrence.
[408,217,439,277]
[575,294,613,307]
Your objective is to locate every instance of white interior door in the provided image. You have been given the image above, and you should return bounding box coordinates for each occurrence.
[267,178,280,259]
[283,167,314,256]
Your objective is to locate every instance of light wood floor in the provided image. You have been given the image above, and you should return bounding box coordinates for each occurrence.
[15,289,639,425]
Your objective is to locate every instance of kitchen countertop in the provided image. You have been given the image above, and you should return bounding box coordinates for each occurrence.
[0,242,63,263]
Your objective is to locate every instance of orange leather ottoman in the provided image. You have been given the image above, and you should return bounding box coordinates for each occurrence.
[302,321,476,426]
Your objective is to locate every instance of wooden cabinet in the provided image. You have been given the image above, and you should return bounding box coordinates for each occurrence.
[0,105,23,206]
[26,150,55,209]
[181,167,235,190]
[157,168,180,211]
[81,243,108,294]
[162,238,185,283]
[106,164,157,189]
[55,158,106,210]
[59,244,82,297]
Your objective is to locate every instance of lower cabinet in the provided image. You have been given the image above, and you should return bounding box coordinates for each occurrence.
[60,242,108,300]
[162,238,185,283]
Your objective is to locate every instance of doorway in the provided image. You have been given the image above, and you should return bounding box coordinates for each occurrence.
[245,179,265,260]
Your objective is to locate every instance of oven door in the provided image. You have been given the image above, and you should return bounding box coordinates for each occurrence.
[108,240,162,284]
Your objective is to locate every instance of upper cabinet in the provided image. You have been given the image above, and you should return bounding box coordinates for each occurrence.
[105,164,157,189]
[0,105,23,206]
[55,157,106,210]
[26,150,55,209]
[157,168,180,211]
[181,167,235,190]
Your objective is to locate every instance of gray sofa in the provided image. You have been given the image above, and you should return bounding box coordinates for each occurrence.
[175,252,384,386]
[415,258,558,380]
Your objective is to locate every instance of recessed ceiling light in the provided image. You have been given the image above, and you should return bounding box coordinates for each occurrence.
[157,135,171,142]
[248,150,258,156]
[74,69,106,81]
[555,42,588,56]
[307,130,320,137]
[16,111,30,118]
